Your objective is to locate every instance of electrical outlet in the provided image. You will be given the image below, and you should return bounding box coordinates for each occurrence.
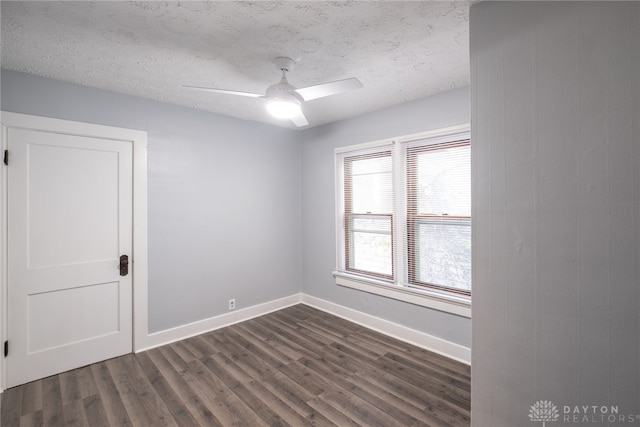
[228,299,236,310]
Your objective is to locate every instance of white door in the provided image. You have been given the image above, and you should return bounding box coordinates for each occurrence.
[6,127,133,387]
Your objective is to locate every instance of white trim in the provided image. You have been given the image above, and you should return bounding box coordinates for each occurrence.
[334,154,344,271]
[392,141,408,284]
[333,124,470,156]
[132,132,149,353]
[139,294,303,352]
[0,111,148,392]
[0,112,145,142]
[137,292,470,365]
[334,137,395,154]
[0,123,7,392]
[334,271,471,318]
[301,294,471,365]
[395,123,471,144]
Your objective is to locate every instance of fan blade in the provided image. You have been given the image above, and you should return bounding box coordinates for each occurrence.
[182,85,263,98]
[295,77,363,101]
[290,109,309,127]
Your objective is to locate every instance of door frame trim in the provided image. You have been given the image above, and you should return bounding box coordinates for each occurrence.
[0,111,149,391]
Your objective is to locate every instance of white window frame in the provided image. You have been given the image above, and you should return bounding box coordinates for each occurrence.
[334,124,471,318]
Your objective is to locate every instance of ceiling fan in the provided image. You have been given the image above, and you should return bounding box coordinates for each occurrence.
[183,57,363,127]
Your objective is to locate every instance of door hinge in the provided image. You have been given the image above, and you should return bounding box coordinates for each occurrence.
[3,150,8,166]
[3,341,7,357]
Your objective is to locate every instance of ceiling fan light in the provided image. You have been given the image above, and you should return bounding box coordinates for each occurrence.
[266,98,302,119]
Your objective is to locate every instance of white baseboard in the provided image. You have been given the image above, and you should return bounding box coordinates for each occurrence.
[301,294,471,365]
[136,292,470,366]
[138,293,303,352]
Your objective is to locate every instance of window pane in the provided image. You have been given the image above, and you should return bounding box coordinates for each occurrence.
[351,155,392,175]
[415,219,471,292]
[348,215,392,277]
[351,232,392,276]
[347,153,393,214]
[352,172,393,213]
[415,145,470,216]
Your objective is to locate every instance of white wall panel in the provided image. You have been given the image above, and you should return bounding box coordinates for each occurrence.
[471,2,640,425]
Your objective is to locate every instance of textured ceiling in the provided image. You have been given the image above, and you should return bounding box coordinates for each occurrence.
[1,1,471,129]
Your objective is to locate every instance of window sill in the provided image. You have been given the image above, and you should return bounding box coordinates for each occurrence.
[333,271,471,318]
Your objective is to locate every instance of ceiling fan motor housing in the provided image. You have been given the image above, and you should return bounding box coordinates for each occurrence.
[266,56,302,104]
[265,80,303,104]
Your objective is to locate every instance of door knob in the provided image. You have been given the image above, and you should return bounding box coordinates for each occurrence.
[119,255,129,276]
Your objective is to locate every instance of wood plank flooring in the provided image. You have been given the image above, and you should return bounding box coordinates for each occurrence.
[1,304,470,426]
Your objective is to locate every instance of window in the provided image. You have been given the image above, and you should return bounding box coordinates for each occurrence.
[344,151,394,279]
[407,141,471,296]
[335,125,471,315]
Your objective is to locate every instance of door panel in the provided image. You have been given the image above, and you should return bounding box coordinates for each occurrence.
[7,127,133,387]
[27,143,119,268]
[27,281,121,353]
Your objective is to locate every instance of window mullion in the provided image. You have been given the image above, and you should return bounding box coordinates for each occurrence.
[392,141,407,285]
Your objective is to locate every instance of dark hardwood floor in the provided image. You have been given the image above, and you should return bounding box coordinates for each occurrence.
[1,304,470,426]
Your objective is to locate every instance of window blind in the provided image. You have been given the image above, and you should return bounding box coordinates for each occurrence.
[406,140,471,295]
[343,150,394,280]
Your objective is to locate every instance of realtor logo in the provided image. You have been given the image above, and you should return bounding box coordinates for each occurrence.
[530,400,560,426]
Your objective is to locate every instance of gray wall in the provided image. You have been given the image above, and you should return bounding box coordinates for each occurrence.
[471,2,640,425]
[1,68,473,348]
[300,86,472,348]
[1,69,302,333]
